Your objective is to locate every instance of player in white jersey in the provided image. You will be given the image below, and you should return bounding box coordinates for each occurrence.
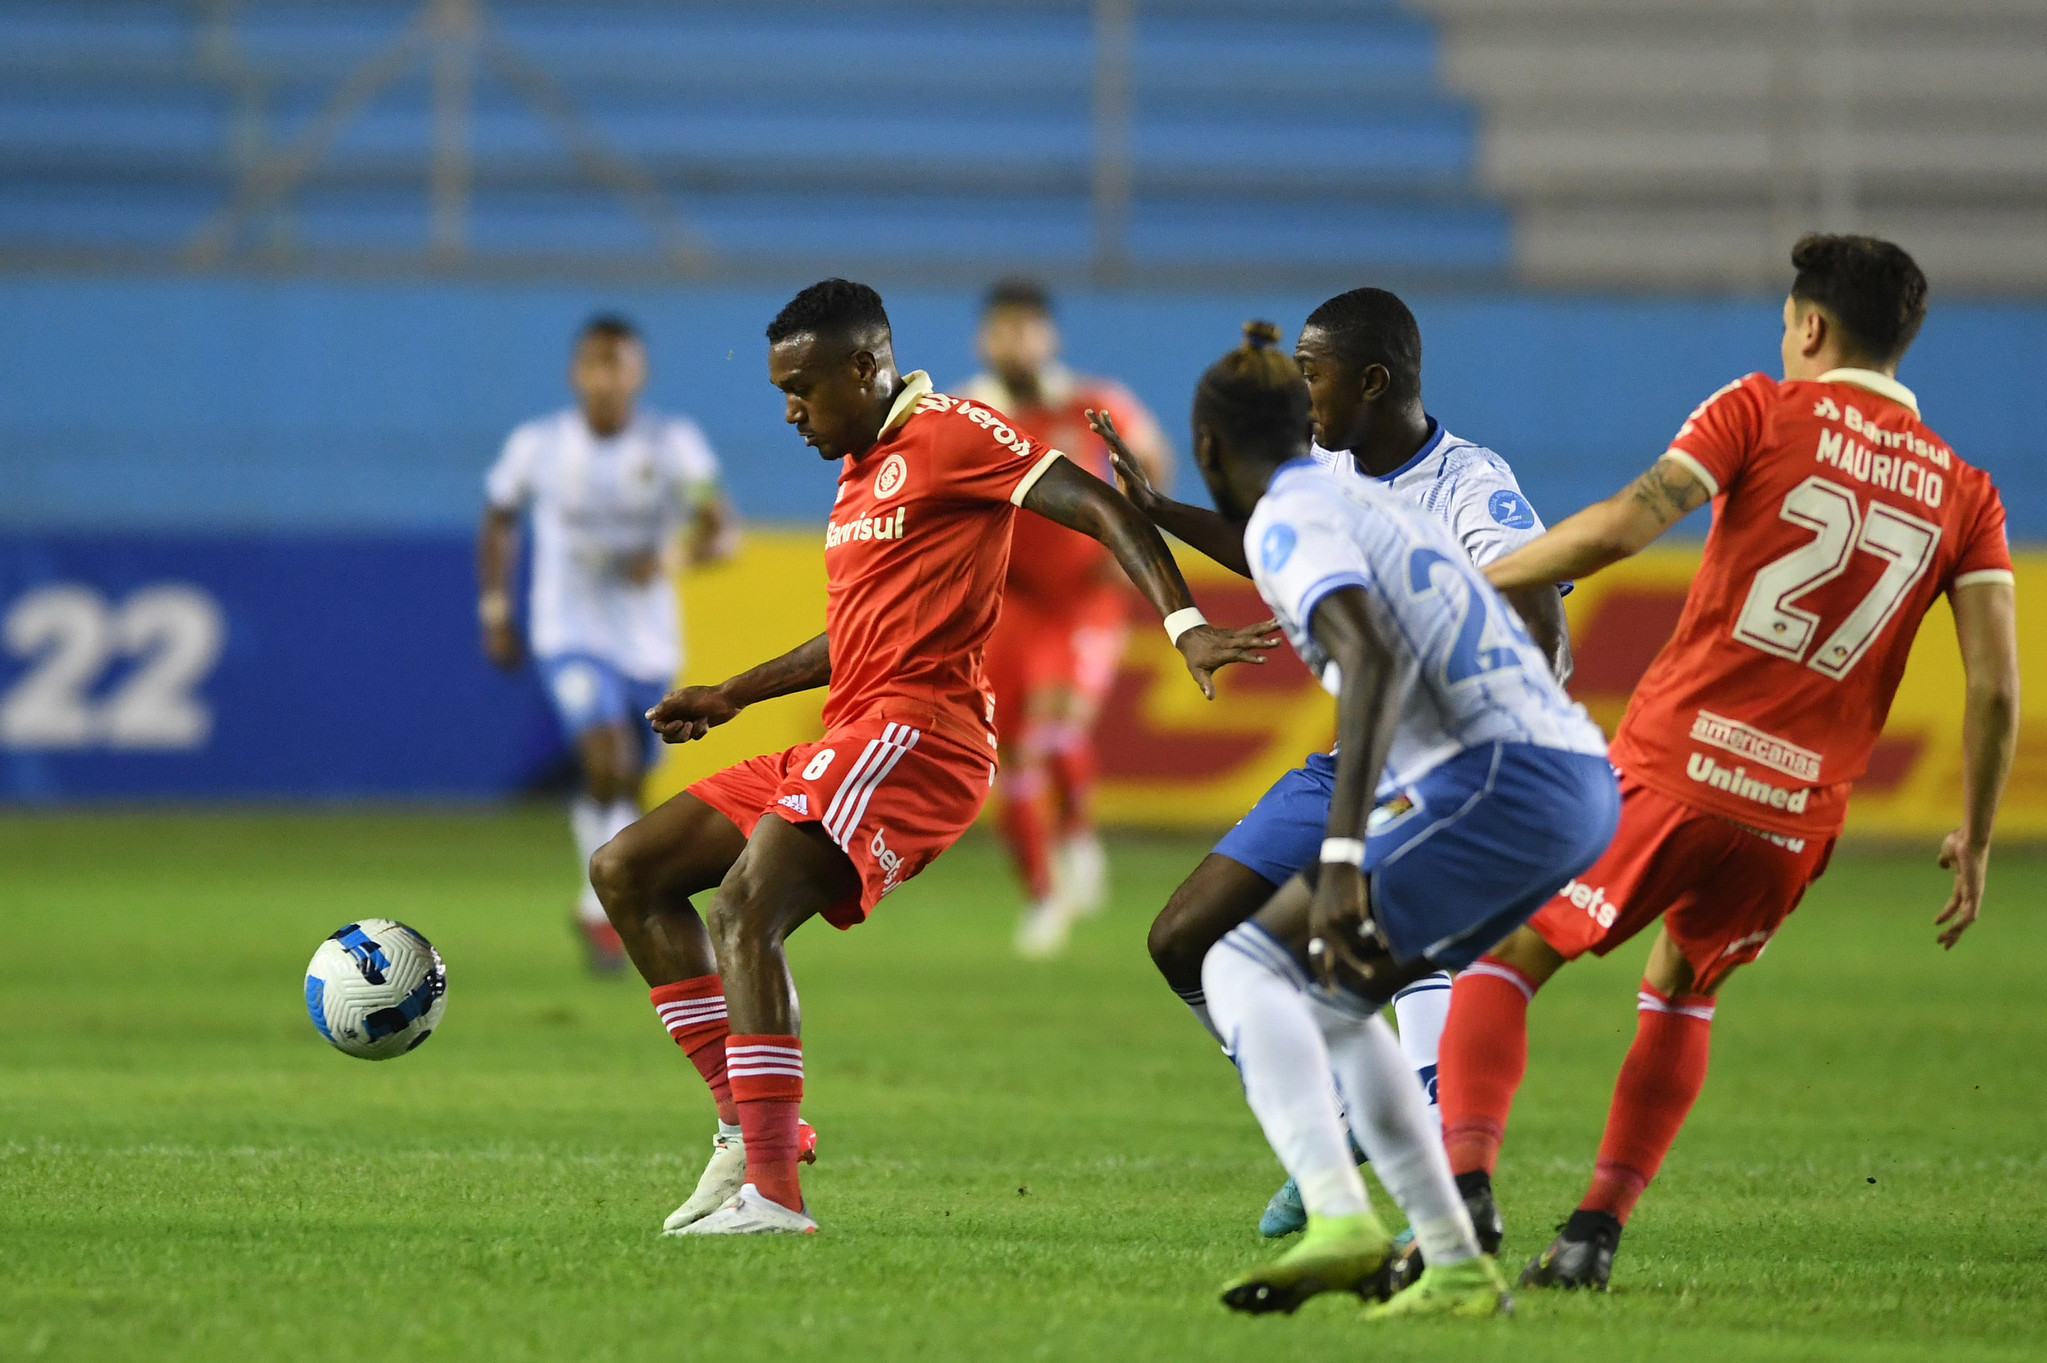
[479,315,737,972]
[1154,325,1615,1318]
[1101,290,1570,1246]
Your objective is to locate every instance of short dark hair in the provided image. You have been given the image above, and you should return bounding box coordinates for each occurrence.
[766,279,891,345]
[982,276,1052,318]
[579,312,640,344]
[1302,287,1421,403]
[1789,234,1928,366]
[1194,320,1310,461]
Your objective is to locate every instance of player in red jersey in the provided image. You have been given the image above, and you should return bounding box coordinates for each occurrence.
[588,280,1276,1236]
[961,279,1175,957]
[1432,235,2020,1288]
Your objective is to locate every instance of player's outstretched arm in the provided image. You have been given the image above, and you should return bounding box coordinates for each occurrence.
[1485,455,1711,592]
[476,506,524,671]
[1088,408,1252,578]
[1020,454,1279,698]
[1937,580,2021,948]
[645,632,831,744]
[1302,586,1404,988]
[1501,582,1574,685]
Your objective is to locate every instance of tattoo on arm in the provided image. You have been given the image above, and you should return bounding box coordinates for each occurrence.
[1627,460,1710,528]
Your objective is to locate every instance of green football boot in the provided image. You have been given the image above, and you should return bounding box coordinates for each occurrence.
[1363,1254,1513,1321]
[1220,1210,1394,1315]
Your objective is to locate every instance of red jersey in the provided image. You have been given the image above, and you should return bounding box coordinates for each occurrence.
[1612,368,2013,838]
[962,367,1163,604]
[821,370,1068,751]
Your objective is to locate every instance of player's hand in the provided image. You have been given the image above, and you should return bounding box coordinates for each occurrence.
[1176,619,1283,699]
[1306,862,1379,990]
[481,620,523,672]
[646,685,742,744]
[1087,408,1160,515]
[1934,828,1989,949]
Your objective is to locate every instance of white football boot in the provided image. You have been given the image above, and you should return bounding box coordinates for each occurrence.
[1055,831,1109,919]
[662,1132,747,1232]
[667,1183,818,1236]
[1014,895,1075,959]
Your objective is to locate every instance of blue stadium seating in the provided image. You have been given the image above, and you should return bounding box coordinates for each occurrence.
[0,0,1506,279]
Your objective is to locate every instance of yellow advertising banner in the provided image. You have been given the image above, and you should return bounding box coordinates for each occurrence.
[650,531,2041,839]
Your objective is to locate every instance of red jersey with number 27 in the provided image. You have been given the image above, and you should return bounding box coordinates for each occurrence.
[821,370,1068,751]
[1611,368,2012,839]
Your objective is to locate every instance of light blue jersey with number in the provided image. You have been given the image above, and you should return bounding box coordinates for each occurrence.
[1245,458,1606,801]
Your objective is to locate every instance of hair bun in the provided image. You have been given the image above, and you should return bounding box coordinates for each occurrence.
[1242,320,1282,349]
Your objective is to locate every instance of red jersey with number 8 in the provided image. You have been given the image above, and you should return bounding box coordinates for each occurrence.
[1610,368,2012,839]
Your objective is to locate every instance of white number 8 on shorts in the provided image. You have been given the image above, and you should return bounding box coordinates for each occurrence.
[802,748,836,781]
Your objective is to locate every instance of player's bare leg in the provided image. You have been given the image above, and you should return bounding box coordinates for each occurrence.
[674,812,860,1235]
[1522,926,1721,1292]
[1148,853,1283,1041]
[569,720,645,973]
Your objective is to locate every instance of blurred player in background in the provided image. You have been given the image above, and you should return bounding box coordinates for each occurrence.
[961,279,1175,958]
[1443,234,2020,1289]
[478,314,737,974]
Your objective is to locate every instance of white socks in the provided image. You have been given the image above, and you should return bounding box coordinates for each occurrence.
[1311,995,1480,1266]
[571,795,640,924]
[1205,924,1481,1263]
[1203,925,1370,1219]
[1391,972,1454,1113]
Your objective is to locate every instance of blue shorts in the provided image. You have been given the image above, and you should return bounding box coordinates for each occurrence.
[1218,742,1619,972]
[1213,749,1339,888]
[536,653,670,756]
[1365,742,1618,970]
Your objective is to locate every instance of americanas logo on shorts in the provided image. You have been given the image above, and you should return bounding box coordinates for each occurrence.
[873,452,909,501]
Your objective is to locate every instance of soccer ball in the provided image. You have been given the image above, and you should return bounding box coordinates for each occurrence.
[304,918,447,1060]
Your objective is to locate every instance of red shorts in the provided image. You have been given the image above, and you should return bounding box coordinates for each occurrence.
[1526,772,1835,994]
[984,585,1130,744]
[688,716,995,929]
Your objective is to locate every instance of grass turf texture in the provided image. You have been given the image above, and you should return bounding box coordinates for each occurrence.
[2,810,2041,1363]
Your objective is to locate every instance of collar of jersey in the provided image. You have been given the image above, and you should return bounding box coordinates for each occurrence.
[1372,416,1445,483]
[1818,367,1919,417]
[880,370,934,435]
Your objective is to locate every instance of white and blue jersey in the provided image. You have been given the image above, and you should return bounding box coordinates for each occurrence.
[1219,460,1617,970]
[1310,420,1547,571]
[1246,460,1605,800]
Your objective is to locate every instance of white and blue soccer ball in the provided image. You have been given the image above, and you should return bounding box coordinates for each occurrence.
[304,918,447,1060]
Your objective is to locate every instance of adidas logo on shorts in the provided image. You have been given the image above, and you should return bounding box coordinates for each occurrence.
[778,793,810,816]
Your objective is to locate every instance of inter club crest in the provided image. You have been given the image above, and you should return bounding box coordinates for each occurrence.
[874,453,909,501]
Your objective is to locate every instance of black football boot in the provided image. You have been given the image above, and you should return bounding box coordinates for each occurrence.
[1388,1169,1506,1292]
[1518,1208,1621,1290]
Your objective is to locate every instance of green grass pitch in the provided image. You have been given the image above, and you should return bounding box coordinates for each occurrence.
[2,809,2042,1362]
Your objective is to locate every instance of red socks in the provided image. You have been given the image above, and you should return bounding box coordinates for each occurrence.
[650,977,738,1125]
[1581,983,1714,1224]
[1437,958,1537,1177]
[995,766,1055,901]
[727,1034,806,1211]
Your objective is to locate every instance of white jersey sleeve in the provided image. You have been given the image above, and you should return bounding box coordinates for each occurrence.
[658,416,722,509]
[1246,483,1376,689]
[485,421,542,511]
[1437,450,1546,568]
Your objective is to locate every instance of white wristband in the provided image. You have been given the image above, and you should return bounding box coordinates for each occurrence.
[1319,837,1366,867]
[1164,607,1208,645]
